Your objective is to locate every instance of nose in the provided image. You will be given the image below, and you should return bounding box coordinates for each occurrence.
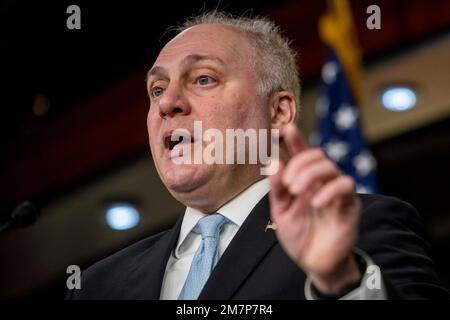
[158,82,191,118]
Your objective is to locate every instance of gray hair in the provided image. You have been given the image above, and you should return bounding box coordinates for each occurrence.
[175,11,301,109]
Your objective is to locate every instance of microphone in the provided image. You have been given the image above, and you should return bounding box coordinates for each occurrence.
[0,201,40,234]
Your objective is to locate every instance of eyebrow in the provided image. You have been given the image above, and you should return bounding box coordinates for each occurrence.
[145,54,226,82]
[146,66,168,83]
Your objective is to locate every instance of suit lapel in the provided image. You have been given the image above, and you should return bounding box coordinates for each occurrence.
[199,195,278,299]
[124,216,183,299]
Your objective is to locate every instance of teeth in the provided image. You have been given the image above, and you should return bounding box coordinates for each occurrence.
[178,138,191,144]
[166,130,194,151]
[172,131,192,143]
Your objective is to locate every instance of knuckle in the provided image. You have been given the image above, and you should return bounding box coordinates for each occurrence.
[297,171,309,182]
[299,171,314,185]
[341,175,356,190]
[323,160,337,172]
[291,152,305,164]
[312,148,326,159]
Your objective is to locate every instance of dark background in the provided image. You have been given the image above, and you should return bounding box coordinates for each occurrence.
[1,0,450,299]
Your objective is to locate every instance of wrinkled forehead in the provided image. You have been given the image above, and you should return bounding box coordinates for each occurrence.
[153,24,254,69]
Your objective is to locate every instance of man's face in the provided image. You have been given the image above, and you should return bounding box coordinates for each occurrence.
[146,24,270,211]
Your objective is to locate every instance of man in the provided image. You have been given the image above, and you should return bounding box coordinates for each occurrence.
[68,12,448,300]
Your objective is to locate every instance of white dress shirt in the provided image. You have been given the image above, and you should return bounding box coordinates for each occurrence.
[159,178,386,300]
[160,178,271,300]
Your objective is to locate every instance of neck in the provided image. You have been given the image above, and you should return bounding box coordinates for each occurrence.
[185,175,265,214]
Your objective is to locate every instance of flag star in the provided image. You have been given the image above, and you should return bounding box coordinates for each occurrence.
[321,61,339,84]
[316,95,329,117]
[353,152,377,177]
[323,140,349,163]
[334,104,358,131]
[356,184,373,194]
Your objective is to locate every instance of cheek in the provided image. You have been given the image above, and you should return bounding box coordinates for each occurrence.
[147,108,160,146]
[214,89,246,117]
[192,97,224,125]
[146,110,153,136]
[225,90,266,127]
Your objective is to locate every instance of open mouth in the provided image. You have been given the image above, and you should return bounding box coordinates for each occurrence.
[163,130,195,151]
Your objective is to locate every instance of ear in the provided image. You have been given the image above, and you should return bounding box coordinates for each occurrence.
[270,91,297,129]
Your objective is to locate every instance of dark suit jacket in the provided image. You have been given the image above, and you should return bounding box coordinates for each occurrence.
[67,194,449,299]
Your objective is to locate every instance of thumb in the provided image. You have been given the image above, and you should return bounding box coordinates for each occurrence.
[281,123,308,158]
[269,158,290,215]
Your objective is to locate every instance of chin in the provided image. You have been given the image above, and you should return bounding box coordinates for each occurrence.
[162,163,211,195]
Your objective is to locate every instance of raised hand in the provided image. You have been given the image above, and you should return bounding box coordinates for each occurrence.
[269,123,362,294]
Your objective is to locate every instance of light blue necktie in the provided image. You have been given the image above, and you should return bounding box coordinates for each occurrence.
[178,213,228,300]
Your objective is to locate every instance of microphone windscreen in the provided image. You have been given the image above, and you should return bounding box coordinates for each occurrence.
[10,201,40,228]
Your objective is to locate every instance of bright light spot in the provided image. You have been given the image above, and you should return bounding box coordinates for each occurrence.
[105,203,140,230]
[382,86,417,112]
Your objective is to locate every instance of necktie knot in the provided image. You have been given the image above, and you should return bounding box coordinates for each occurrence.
[198,213,227,240]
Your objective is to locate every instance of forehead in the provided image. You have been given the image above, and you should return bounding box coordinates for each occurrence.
[153,24,253,69]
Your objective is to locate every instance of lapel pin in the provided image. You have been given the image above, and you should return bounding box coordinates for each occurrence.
[265,220,278,232]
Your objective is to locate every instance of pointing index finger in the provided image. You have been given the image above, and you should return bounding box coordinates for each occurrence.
[282,123,308,157]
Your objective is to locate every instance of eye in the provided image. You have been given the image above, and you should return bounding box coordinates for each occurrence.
[197,75,216,86]
[152,86,165,97]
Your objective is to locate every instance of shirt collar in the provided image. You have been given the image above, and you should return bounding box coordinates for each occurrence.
[174,178,271,258]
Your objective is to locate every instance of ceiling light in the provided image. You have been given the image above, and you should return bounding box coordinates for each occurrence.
[381,86,417,112]
[105,203,140,231]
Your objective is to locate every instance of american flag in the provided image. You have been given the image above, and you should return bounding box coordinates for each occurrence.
[313,49,378,194]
